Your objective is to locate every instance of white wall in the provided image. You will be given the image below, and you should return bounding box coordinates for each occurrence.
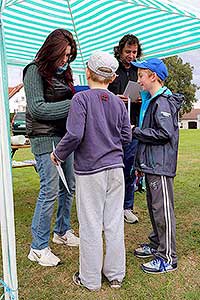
[9,87,26,113]
[181,119,200,129]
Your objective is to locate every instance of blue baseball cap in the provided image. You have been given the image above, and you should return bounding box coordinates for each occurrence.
[131,58,168,81]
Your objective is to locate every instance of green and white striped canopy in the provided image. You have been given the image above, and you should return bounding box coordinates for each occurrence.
[0,2,200,298]
[2,0,200,78]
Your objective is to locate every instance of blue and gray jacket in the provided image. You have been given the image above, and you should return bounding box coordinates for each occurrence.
[133,87,184,177]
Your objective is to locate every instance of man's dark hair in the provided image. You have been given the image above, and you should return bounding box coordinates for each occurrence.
[114,34,142,60]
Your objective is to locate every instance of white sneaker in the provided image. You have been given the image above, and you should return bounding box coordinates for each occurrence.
[124,209,139,224]
[53,229,80,247]
[28,247,60,267]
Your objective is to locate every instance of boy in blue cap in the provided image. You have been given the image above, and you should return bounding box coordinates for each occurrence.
[131,58,184,273]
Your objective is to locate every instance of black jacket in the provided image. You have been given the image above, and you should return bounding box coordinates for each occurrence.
[108,61,140,126]
[133,93,184,177]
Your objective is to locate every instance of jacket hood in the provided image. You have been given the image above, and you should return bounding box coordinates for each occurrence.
[164,93,184,112]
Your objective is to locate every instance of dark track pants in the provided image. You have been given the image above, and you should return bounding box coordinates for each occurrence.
[145,174,177,265]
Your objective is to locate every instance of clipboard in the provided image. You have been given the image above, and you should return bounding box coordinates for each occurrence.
[123,81,142,121]
[123,81,142,103]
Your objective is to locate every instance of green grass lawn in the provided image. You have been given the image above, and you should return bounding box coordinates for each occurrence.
[1,130,200,300]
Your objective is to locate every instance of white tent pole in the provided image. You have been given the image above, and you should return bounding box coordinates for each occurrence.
[0,2,18,299]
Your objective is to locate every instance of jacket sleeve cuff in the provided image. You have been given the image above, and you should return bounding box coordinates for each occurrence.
[53,151,65,163]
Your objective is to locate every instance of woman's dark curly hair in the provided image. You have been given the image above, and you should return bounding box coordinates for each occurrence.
[114,34,142,60]
[35,28,77,84]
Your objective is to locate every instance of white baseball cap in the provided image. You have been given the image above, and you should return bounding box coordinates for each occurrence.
[87,50,119,78]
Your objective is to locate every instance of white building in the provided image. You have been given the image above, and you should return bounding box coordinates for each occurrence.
[181,108,200,129]
[9,84,26,113]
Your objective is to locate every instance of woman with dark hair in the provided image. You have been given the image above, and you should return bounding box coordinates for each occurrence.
[108,34,143,224]
[23,28,79,267]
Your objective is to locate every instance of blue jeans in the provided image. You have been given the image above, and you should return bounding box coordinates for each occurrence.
[31,152,75,249]
[123,139,138,210]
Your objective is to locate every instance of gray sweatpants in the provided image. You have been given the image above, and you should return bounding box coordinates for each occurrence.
[75,168,126,290]
[145,174,177,265]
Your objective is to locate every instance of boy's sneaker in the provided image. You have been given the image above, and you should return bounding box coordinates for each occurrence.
[53,229,79,247]
[124,209,138,224]
[73,272,83,287]
[109,280,122,289]
[141,257,177,274]
[28,247,60,267]
[134,243,155,258]
[73,272,100,291]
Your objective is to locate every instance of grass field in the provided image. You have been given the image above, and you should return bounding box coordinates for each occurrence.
[1,129,200,300]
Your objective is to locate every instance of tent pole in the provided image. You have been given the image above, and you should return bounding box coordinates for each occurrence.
[0,2,19,299]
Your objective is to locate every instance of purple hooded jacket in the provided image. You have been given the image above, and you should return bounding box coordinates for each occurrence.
[54,89,131,175]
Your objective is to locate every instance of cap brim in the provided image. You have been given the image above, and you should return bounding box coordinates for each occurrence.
[131,61,148,69]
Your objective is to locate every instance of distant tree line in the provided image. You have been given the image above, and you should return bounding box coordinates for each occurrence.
[163,56,199,116]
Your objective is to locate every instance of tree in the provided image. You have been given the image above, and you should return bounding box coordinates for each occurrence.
[163,56,199,115]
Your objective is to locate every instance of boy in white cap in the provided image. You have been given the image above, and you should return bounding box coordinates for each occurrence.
[131,58,184,274]
[51,51,132,290]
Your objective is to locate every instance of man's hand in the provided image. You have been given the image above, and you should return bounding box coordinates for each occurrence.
[117,94,128,103]
[135,169,144,177]
[136,97,142,104]
[50,152,59,165]
[132,125,136,135]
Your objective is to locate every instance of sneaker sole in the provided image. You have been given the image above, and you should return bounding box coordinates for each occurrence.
[110,284,121,289]
[141,265,177,274]
[124,218,138,224]
[52,238,79,247]
[134,253,154,259]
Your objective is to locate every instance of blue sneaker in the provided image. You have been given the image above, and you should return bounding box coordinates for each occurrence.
[134,243,155,258]
[141,257,177,274]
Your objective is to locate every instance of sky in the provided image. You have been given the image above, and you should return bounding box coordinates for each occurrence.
[172,0,200,106]
[179,50,200,108]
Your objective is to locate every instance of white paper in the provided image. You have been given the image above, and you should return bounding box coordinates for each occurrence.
[53,143,71,194]
[127,97,131,121]
[56,163,71,194]
[123,81,142,103]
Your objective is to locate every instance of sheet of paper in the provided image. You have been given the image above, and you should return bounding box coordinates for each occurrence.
[56,163,71,194]
[123,81,142,103]
[53,142,71,194]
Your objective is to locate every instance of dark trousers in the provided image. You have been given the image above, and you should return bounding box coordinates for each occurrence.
[145,174,177,264]
[123,139,138,210]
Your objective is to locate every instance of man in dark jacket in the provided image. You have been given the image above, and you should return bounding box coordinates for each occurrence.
[108,34,143,224]
[131,58,184,274]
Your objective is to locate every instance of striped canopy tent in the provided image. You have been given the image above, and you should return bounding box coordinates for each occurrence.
[0,1,200,299]
[2,0,200,82]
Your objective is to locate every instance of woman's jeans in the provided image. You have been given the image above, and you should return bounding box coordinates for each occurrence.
[31,152,75,250]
